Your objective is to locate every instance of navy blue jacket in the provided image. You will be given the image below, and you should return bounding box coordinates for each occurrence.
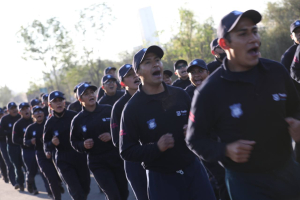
[185,84,196,99]
[24,120,46,151]
[12,117,34,150]
[207,58,222,74]
[0,114,21,145]
[98,90,124,106]
[120,82,195,173]
[186,58,300,173]
[172,78,191,90]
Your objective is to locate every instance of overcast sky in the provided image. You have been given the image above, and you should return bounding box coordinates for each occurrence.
[0,0,277,94]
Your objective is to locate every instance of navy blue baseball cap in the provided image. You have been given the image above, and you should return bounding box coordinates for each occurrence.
[187,59,208,72]
[105,67,117,75]
[73,82,91,93]
[18,102,30,110]
[210,38,219,51]
[118,64,132,82]
[32,105,43,113]
[163,70,173,77]
[217,10,262,39]
[174,60,188,71]
[42,94,49,100]
[7,102,17,109]
[77,83,97,97]
[30,99,40,107]
[48,91,65,102]
[290,20,300,33]
[133,45,164,73]
[102,75,117,85]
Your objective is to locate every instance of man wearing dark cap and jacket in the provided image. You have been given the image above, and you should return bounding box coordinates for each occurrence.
[44,91,90,200]
[67,83,84,113]
[163,69,173,85]
[187,10,300,200]
[120,45,215,200]
[171,60,191,89]
[98,75,124,106]
[207,38,227,74]
[0,108,10,184]
[1,102,21,190]
[13,102,39,194]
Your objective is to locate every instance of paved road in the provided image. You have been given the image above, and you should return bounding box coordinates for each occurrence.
[0,172,136,200]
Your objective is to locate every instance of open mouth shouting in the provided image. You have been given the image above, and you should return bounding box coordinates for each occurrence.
[134,78,141,85]
[152,69,162,79]
[248,46,260,57]
[89,97,95,103]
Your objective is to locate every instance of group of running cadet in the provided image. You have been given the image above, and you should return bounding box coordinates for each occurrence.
[0,9,300,200]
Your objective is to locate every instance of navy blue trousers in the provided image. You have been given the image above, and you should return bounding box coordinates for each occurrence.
[56,150,90,200]
[125,161,148,200]
[22,148,38,190]
[36,150,61,200]
[7,144,24,186]
[88,151,129,200]
[225,157,300,200]
[147,159,216,200]
[0,141,15,186]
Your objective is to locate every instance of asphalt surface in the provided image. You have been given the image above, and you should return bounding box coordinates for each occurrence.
[0,172,136,200]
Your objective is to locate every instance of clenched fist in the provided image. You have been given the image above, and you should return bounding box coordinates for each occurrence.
[84,138,94,149]
[52,136,60,146]
[226,140,256,163]
[157,133,175,152]
[98,133,111,142]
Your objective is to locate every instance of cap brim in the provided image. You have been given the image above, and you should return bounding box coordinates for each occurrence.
[163,70,173,77]
[79,85,98,96]
[187,65,207,73]
[49,97,65,102]
[123,66,133,78]
[140,46,164,64]
[103,77,117,84]
[228,10,262,32]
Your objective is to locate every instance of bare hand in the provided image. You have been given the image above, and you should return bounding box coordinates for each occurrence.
[286,117,300,142]
[98,133,112,142]
[52,136,60,146]
[157,133,175,152]
[84,138,94,149]
[226,140,256,163]
[183,124,188,137]
[31,138,36,145]
[45,152,51,159]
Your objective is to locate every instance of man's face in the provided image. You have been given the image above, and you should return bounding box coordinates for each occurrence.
[8,106,18,117]
[19,106,31,119]
[103,79,117,96]
[225,17,260,69]
[33,109,44,123]
[49,98,65,113]
[79,88,96,107]
[213,46,226,59]
[291,27,300,44]
[138,52,163,86]
[175,62,188,79]
[163,74,172,85]
[188,66,209,87]
[106,69,116,77]
[123,69,140,90]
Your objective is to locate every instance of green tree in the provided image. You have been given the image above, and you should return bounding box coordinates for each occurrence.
[0,86,13,107]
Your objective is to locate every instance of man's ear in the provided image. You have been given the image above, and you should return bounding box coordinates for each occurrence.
[174,71,178,76]
[211,50,216,56]
[219,38,230,50]
[291,34,294,41]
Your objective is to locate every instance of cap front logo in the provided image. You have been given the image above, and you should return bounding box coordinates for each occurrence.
[11,103,13,105]
[232,11,242,15]
[54,131,59,136]
[147,118,157,130]
[22,103,24,106]
[55,92,59,96]
[229,103,243,118]
[126,65,131,68]
[107,75,111,78]
[84,84,89,87]
[23,128,26,132]
[8,123,12,127]
[193,61,197,65]
[295,21,300,26]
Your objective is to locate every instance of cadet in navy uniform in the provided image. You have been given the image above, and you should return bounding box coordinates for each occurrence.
[120,45,215,200]
[98,75,124,106]
[67,83,84,113]
[71,83,129,200]
[97,67,122,101]
[12,102,39,194]
[207,38,226,74]
[1,102,22,190]
[185,59,209,99]
[43,91,90,200]
[42,94,49,117]
[111,64,148,200]
[171,59,191,89]
[163,70,173,85]
[186,10,300,200]
[24,106,63,200]
[30,98,42,108]
[0,108,9,183]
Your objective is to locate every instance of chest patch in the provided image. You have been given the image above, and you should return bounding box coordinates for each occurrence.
[82,125,87,132]
[32,131,36,136]
[8,124,12,127]
[229,103,243,118]
[54,131,59,136]
[147,119,157,130]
